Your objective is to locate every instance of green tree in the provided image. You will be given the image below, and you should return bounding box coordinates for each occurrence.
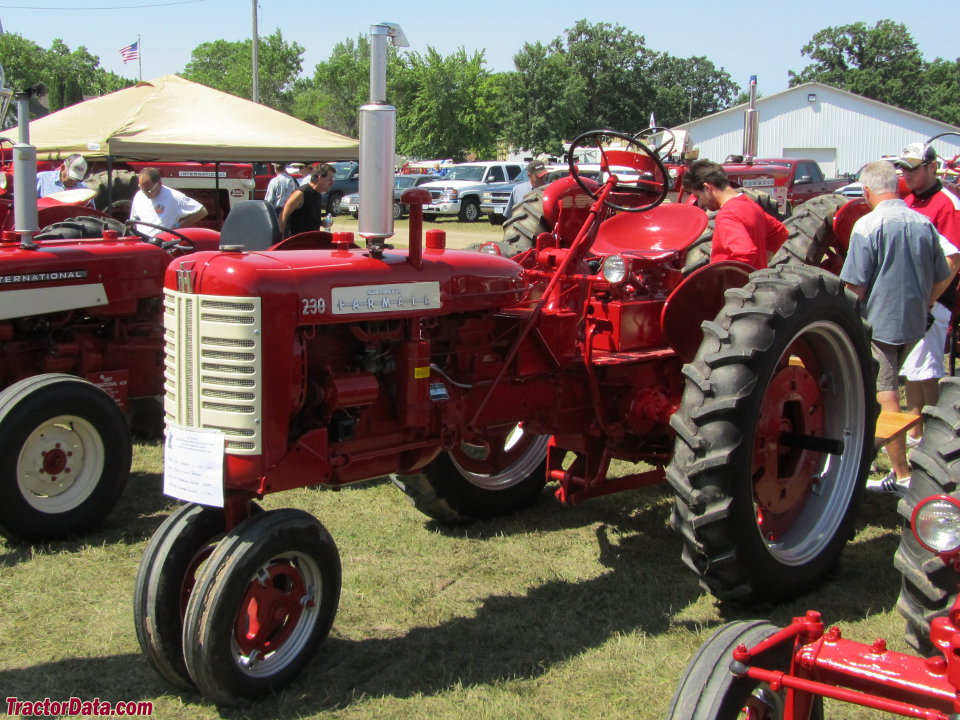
[393,47,501,160]
[647,54,740,126]
[918,58,960,127]
[0,33,133,125]
[788,20,925,111]
[500,42,582,155]
[181,29,303,112]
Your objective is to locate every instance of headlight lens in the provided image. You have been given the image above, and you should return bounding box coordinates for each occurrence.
[441,188,459,202]
[913,496,960,554]
[478,241,501,256]
[601,254,627,284]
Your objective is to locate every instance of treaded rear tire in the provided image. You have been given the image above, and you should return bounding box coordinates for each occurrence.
[666,264,874,603]
[769,194,847,272]
[501,187,547,257]
[86,169,139,218]
[666,620,823,719]
[37,215,127,239]
[894,376,960,654]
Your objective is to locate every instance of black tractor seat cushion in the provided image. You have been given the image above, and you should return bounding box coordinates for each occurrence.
[219,200,281,251]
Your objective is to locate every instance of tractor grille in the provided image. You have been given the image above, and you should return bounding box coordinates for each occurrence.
[163,289,262,453]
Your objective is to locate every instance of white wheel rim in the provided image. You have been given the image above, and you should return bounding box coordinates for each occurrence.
[17,414,105,513]
[760,320,866,566]
[451,424,549,491]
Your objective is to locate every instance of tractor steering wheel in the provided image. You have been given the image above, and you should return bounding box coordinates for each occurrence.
[634,126,677,160]
[568,129,669,213]
[124,219,195,251]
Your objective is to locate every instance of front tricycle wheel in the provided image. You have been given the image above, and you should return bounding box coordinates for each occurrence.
[667,264,875,604]
[181,508,341,706]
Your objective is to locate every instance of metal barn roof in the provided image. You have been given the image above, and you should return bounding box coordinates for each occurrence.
[675,82,960,178]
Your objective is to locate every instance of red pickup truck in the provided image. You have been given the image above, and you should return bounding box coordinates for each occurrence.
[722,157,847,216]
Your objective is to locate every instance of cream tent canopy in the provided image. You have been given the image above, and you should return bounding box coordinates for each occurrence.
[5,74,358,163]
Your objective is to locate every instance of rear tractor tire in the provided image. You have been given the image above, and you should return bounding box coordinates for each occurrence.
[769,194,848,274]
[0,374,131,542]
[86,169,139,220]
[667,264,875,604]
[500,187,548,257]
[37,214,127,240]
[392,423,549,523]
[894,376,960,655]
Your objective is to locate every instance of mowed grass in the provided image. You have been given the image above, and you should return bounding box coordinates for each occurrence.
[0,441,911,719]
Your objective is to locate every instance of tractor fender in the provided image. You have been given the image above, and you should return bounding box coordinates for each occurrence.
[660,261,753,363]
[830,197,869,253]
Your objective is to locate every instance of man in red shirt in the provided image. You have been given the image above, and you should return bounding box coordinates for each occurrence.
[681,159,788,269]
[895,142,960,444]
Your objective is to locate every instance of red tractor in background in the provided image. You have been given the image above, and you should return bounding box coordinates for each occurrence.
[136,115,879,704]
[666,377,960,720]
[0,83,230,543]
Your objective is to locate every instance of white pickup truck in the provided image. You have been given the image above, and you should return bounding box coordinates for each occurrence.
[419,161,523,222]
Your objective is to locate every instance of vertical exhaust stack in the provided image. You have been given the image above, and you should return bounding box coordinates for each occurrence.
[742,75,758,165]
[12,84,39,250]
[358,22,408,247]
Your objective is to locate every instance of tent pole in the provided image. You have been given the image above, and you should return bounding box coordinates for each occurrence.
[215,161,222,226]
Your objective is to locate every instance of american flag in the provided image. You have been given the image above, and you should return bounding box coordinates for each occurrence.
[120,41,139,64]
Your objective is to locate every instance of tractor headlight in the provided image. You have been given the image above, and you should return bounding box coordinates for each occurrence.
[601,254,627,284]
[478,241,501,256]
[913,496,960,554]
[0,172,7,191]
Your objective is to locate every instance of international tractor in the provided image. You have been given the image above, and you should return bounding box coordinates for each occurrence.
[666,377,960,720]
[133,22,879,707]
[0,83,222,543]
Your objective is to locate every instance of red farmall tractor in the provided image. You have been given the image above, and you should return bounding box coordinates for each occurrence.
[666,376,960,720]
[136,93,879,707]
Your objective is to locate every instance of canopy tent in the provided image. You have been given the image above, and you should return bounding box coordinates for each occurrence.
[6,75,358,163]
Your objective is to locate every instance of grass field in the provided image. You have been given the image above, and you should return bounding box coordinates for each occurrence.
[0,441,909,719]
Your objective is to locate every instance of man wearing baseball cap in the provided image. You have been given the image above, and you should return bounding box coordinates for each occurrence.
[503,158,550,220]
[894,141,960,448]
[37,153,88,197]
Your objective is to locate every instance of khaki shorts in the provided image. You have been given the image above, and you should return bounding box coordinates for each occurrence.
[873,340,916,393]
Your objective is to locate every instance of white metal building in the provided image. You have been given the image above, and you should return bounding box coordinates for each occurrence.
[675,82,960,178]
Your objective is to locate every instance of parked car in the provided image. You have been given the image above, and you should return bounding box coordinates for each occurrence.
[419,161,523,221]
[325,160,360,215]
[341,174,441,219]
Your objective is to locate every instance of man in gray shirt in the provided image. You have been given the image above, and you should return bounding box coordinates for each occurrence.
[840,160,952,494]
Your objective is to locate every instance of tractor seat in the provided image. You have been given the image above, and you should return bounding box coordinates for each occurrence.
[219,200,282,251]
[592,203,708,257]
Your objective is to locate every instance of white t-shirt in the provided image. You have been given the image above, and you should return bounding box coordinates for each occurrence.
[130,184,204,237]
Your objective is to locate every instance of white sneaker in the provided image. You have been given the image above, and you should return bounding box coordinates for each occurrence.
[866,470,910,495]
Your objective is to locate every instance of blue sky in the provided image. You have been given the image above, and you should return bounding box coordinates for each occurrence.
[2,0,957,99]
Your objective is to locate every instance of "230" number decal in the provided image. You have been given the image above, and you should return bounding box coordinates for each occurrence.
[301,297,326,314]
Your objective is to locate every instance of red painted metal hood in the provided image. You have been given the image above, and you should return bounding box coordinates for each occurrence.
[168,246,528,321]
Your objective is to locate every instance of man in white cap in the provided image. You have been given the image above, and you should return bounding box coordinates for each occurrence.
[894,142,960,447]
[36,153,88,197]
